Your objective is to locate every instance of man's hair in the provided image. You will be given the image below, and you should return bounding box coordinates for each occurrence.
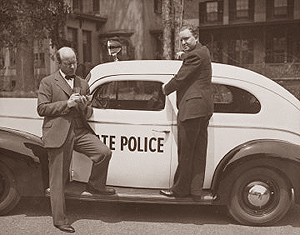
[180,24,199,38]
[56,47,76,64]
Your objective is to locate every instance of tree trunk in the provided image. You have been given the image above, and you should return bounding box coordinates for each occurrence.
[162,0,173,60]
[173,0,184,56]
[15,39,35,92]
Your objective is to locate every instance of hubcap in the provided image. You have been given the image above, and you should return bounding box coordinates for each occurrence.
[246,182,271,207]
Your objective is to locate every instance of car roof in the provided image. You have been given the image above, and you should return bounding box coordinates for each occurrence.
[88,60,182,80]
[87,60,300,109]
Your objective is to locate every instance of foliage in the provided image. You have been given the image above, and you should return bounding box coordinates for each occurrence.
[0,0,70,48]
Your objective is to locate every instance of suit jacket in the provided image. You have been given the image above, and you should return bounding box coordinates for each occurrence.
[164,43,214,121]
[37,71,93,148]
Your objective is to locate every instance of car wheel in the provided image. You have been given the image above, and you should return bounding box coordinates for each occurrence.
[228,167,292,226]
[0,162,20,215]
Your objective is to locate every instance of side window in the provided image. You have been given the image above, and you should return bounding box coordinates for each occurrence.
[92,80,165,111]
[213,84,261,113]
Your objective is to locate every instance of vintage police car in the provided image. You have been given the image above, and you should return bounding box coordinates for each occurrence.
[0,60,300,226]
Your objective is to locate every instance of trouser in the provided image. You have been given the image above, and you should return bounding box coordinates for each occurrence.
[47,127,112,226]
[171,115,211,197]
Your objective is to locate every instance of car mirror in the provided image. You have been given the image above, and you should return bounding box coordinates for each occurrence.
[107,40,122,62]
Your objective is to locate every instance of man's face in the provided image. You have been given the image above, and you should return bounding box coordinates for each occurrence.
[179,28,198,52]
[59,52,77,76]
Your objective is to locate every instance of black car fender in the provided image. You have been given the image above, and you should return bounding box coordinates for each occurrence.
[211,139,300,204]
[0,127,48,196]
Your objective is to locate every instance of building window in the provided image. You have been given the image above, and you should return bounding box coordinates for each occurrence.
[34,53,45,68]
[266,26,300,63]
[273,37,287,63]
[121,45,128,57]
[93,0,99,12]
[236,0,249,18]
[229,0,254,21]
[0,48,5,69]
[266,0,294,19]
[274,0,288,16]
[154,0,162,14]
[266,31,287,63]
[67,27,78,52]
[207,2,218,21]
[9,48,16,69]
[72,0,83,13]
[228,39,253,65]
[200,1,223,24]
[289,27,300,63]
[266,30,286,63]
[83,30,92,63]
[210,40,223,63]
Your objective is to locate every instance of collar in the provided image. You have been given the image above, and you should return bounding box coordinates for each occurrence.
[59,70,67,79]
[60,70,76,80]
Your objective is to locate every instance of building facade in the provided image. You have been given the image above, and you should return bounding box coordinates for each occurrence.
[0,0,299,93]
[0,0,163,92]
[194,0,300,79]
[65,0,164,76]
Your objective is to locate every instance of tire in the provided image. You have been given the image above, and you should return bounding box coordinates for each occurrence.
[0,162,21,215]
[228,167,292,226]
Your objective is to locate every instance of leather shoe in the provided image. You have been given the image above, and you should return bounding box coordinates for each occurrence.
[86,184,116,195]
[55,224,75,233]
[160,189,187,198]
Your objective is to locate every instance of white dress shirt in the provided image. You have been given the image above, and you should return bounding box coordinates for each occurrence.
[59,70,74,89]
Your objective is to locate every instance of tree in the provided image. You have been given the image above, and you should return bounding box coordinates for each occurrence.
[161,0,184,60]
[0,0,69,92]
[173,0,184,56]
[162,0,173,60]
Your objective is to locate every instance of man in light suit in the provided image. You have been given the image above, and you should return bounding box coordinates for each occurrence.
[160,24,214,199]
[37,47,115,233]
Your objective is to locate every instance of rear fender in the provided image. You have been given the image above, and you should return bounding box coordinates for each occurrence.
[0,127,46,163]
[0,127,49,196]
[212,139,300,204]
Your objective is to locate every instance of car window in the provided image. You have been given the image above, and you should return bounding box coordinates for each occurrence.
[92,80,165,111]
[213,84,261,113]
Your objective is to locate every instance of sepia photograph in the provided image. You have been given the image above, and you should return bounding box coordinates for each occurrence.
[0,0,300,234]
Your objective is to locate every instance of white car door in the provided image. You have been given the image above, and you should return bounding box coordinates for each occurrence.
[71,75,177,189]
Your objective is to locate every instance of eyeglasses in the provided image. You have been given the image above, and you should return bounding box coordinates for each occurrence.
[62,61,77,67]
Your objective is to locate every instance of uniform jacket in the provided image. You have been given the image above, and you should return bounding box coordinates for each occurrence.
[164,43,214,121]
[37,71,93,148]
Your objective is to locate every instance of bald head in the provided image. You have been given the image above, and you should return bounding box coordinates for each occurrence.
[56,47,76,63]
[57,47,77,76]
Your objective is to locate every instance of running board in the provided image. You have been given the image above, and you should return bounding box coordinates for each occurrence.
[45,181,216,205]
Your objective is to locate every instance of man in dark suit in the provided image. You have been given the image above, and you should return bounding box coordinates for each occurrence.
[160,24,214,200]
[37,47,115,233]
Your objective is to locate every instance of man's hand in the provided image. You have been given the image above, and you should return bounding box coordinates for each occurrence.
[67,93,93,109]
[84,95,93,105]
[67,93,82,108]
[175,51,185,60]
[77,95,93,111]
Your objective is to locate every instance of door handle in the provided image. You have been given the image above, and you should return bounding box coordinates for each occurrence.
[152,130,170,134]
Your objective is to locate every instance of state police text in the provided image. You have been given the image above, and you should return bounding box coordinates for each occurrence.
[100,135,164,153]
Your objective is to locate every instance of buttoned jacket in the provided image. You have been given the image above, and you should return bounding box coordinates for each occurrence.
[164,43,214,121]
[37,71,93,148]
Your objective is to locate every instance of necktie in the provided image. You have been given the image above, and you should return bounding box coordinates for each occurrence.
[65,74,76,80]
